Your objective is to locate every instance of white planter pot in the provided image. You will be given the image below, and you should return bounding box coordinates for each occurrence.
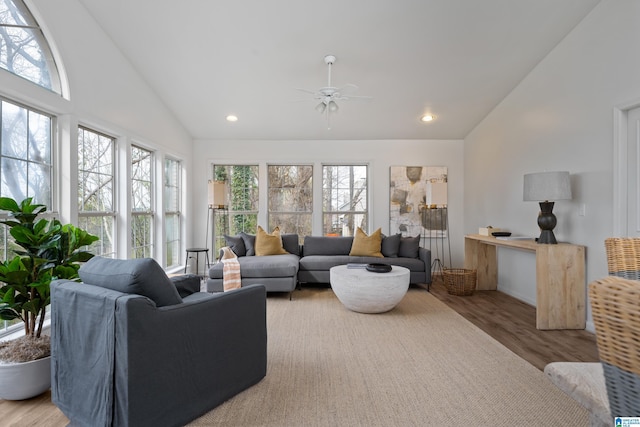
[0,356,51,400]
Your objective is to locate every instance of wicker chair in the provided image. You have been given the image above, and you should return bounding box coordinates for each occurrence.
[589,276,640,417]
[604,237,640,280]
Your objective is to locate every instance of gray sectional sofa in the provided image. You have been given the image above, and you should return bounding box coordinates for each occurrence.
[206,233,431,296]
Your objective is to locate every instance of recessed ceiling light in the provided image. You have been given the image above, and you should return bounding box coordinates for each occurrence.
[421,114,435,122]
[226,115,238,122]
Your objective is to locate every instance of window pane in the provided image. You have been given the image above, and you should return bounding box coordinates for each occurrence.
[0,0,61,93]
[322,165,368,236]
[131,213,152,259]
[1,157,26,200]
[1,101,27,158]
[78,215,115,258]
[268,165,312,236]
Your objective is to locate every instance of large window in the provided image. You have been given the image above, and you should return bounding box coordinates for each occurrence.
[77,126,115,257]
[0,98,52,207]
[322,165,368,236]
[268,164,312,237]
[131,145,153,258]
[0,0,62,93]
[212,164,258,252]
[164,158,181,268]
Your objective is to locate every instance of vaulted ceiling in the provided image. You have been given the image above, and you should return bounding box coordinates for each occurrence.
[77,0,600,140]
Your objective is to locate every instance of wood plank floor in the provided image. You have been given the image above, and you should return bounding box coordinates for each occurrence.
[0,281,599,424]
[426,277,599,370]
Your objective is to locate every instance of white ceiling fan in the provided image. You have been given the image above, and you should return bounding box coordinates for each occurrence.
[297,55,372,129]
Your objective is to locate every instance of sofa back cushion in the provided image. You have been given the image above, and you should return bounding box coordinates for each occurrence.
[303,236,353,256]
[281,233,300,256]
[398,235,421,258]
[224,234,246,257]
[381,233,401,257]
[239,232,256,256]
[79,257,183,307]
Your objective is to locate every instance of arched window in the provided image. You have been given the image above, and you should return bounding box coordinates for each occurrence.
[0,0,61,94]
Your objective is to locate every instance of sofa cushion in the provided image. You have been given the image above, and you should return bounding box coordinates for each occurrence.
[381,233,401,257]
[303,236,353,256]
[349,227,383,258]
[240,232,256,256]
[79,257,182,307]
[224,234,246,257]
[209,254,299,279]
[255,226,288,256]
[398,235,420,258]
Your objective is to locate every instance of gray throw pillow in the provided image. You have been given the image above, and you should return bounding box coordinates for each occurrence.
[398,235,420,258]
[170,274,201,298]
[224,234,246,257]
[79,257,183,307]
[281,234,300,256]
[381,233,401,257]
[239,232,256,256]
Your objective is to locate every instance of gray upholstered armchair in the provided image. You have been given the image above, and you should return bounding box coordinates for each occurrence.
[50,257,267,427]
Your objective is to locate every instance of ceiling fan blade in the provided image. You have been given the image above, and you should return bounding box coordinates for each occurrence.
[341,94,373,101]
[295,88,318,95]
[336,83,359,94]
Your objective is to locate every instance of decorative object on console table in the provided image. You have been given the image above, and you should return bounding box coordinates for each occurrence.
[523,171,572,244]
[206,180,229,263]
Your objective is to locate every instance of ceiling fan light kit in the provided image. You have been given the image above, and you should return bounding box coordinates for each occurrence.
[298,55,371,129]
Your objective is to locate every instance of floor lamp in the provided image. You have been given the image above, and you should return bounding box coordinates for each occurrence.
[206,180,228,264]
[425,181,450,285]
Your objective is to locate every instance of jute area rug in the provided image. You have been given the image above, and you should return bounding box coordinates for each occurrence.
[189,288,587,426]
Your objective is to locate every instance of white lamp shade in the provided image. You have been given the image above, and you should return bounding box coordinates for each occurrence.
[428,182,448,206]
[208,180,228,207]
[523,171,572,201]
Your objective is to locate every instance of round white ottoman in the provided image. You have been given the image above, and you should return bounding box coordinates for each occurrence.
[329,265,410,313]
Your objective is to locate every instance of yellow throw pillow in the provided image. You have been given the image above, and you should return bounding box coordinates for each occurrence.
[255,226,289,256]
[349,227,383,258]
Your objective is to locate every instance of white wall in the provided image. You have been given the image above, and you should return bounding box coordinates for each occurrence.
[192,139,465,267]
[0,0,194,264]
[464,0,640,330]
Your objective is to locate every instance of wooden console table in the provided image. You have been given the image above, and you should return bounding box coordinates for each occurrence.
[464,234,585,330]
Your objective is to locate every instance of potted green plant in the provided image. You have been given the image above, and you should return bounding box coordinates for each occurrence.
[0,197,98,400]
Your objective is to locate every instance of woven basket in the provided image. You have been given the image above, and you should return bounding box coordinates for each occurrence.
[604,237,640,280]
[443,268,477,296]
[589,276,640,416]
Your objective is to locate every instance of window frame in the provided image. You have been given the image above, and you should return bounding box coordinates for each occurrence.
[130,144,154,259]
[77,125,116,258]
[164,157,181,268]
[267,164,313,237]
[322,164,369,236]
[0,0,62,94]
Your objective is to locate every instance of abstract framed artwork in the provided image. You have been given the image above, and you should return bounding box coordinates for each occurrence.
[389,166,448,241]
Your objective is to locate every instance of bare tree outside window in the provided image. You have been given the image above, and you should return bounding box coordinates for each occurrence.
[131,145,153,258]
[77,126,115,257]
[268,165,312,238]
[323,165,368,236]
[0,0,61,93]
